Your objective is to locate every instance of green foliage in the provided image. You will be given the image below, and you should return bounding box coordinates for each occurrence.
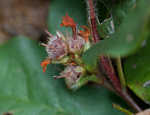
[97,17,115,38]
[111,0,137,29]
[48,0,87,34]
[124,37,150,104]
[82,1,150,68]
[0,37,125,115]
[97,0,136,27]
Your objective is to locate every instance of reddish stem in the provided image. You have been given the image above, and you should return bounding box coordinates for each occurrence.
[87,0,121,92]
[87,0,100,43]
[87,0,141,112]
[100,56,122,93]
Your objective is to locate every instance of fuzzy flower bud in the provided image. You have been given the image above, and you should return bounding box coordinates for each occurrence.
[68,35,86,53]
[55,65,85,88]
[41,14,91,85]
[46,32,68,60]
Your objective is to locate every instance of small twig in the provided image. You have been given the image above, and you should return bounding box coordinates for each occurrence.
[116,57,126,90]
[120,91,142,112]
[113,103,133,115]
[100,56,122,93]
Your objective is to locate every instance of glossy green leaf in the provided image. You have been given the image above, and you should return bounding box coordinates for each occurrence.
[111,0,137,29]
[97,17,115,38]
[124,36,150,104]
[48,0,87,34]
[97,0,135,38]
[82,1,150,67]
[0,36,126,115]
[97,0,136,26]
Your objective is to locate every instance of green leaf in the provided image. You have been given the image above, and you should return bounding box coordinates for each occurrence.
[82,1,150,67]
[111,0,137,29]
[48,0,87,34]
[97,0,136,26]
[97,17,115,38]
[70,74,102,91]
[124,36,150,104]
[0,36,127,115]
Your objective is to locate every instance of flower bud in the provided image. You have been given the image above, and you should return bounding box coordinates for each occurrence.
[41,14,94,90]
[46,32,68,61]
[55,65,85,88]
[68,35,86,54]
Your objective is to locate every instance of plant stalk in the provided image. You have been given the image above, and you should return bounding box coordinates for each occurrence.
[116,57,126,90]
[86,0,100,43]
[112,103,133,115]
[119,91,142,112]
[86,0,122,93]
[86,0,142,112]
[100,56,122,92]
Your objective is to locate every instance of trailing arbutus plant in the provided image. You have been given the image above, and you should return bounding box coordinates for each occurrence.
[0,0,150,115]
[40,0,150,114]
[0,0,150,114]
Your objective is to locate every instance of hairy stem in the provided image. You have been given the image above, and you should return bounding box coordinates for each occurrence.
[86,0,100,43]
[100,56,122,93]
[86,0,122,93]
[86,0,142,112]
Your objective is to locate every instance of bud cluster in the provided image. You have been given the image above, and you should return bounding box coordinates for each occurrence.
[41,14,93,89]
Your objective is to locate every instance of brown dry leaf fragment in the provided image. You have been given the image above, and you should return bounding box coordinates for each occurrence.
[0,0,50,44]
[3,112,13,115]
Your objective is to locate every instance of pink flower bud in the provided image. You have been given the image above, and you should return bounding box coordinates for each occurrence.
[68,35,86,53]
[55,65,85,88]
[46,32,68,60]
